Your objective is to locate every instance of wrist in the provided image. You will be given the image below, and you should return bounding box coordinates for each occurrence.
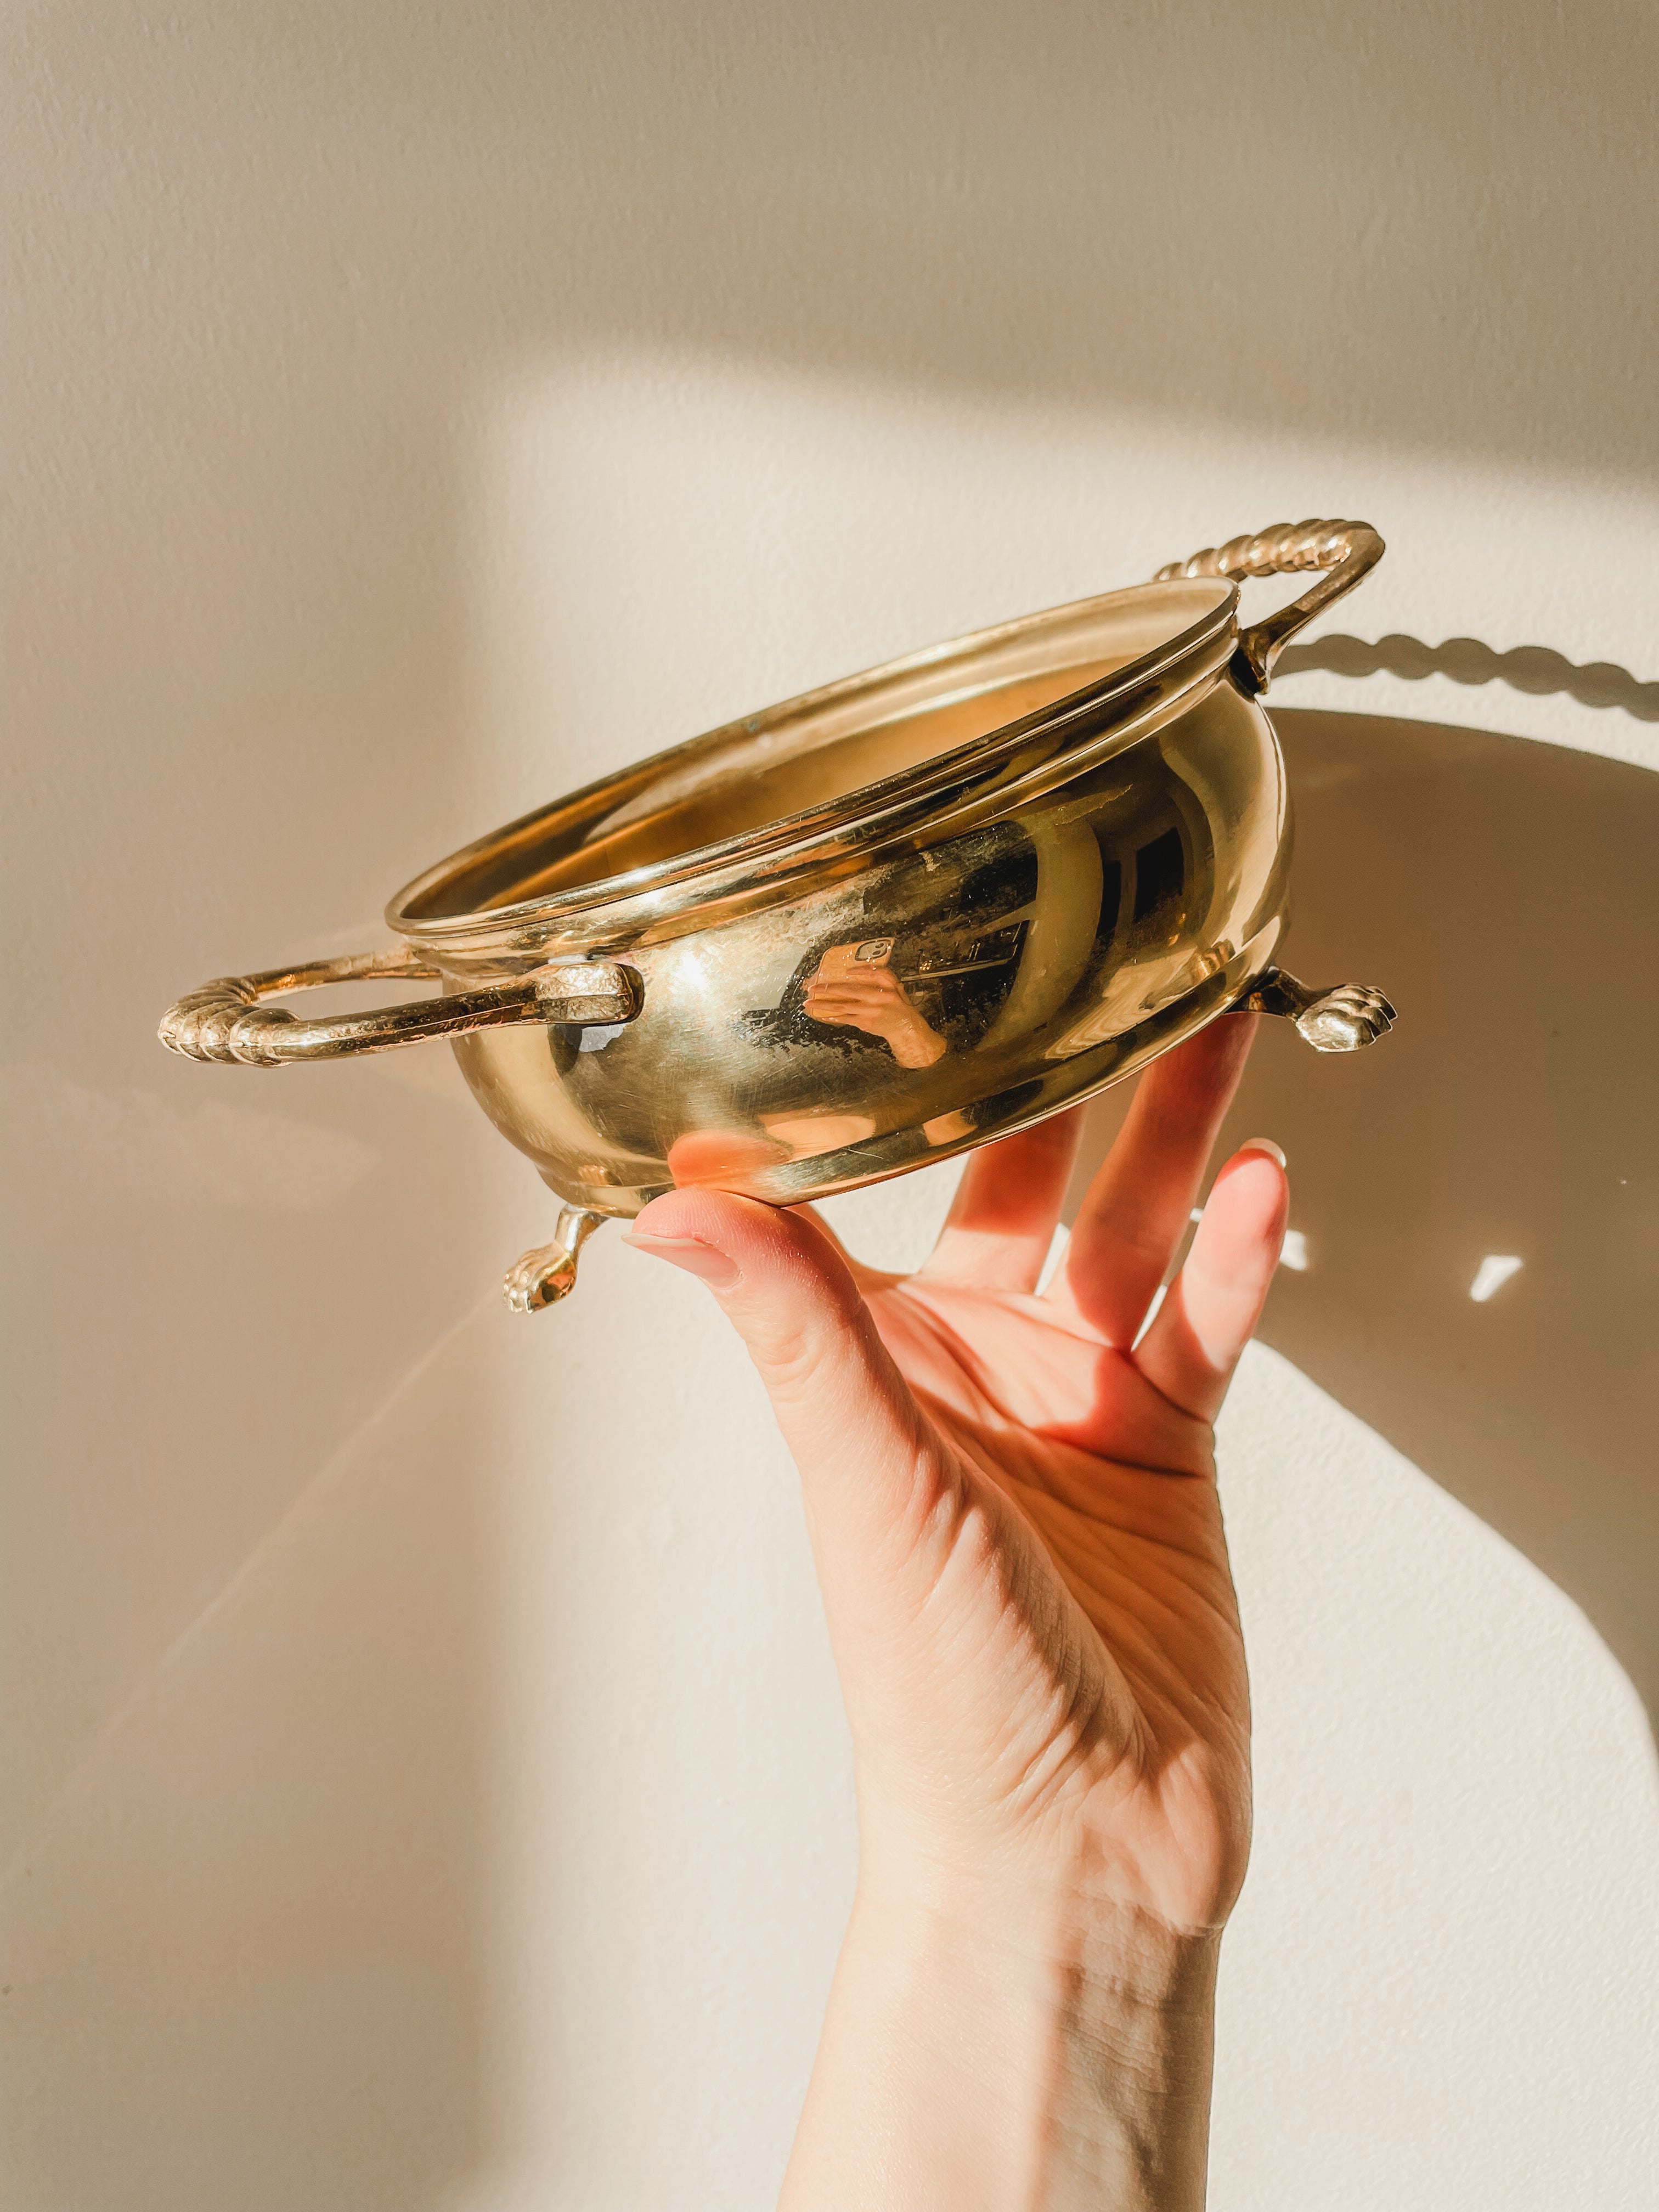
[782,1880,1220,2212]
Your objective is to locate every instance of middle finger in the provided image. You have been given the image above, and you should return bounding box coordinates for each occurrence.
[917,1105,1085,1293]
[1049,1014,1257,1343]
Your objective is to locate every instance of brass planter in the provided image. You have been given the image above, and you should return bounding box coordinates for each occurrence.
[160,520,1395,1308]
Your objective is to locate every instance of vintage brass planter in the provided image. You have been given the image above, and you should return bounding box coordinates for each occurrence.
[160,520,1395,1307]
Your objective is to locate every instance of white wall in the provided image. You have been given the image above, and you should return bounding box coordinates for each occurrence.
[6,7,1656,2208]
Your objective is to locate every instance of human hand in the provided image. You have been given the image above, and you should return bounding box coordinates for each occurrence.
[624,1017,1284,2209]
[803,960,949,1068]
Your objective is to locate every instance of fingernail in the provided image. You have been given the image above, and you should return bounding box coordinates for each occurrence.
[1239,1137,1288,1169]
[621,1232,742,1290]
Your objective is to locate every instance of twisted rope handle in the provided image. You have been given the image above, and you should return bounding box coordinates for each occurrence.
[159,945,641,1066]
[1155,518,1384,692]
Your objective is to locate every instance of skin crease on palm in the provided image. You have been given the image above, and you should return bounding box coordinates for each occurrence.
[622,1014,1288,2210]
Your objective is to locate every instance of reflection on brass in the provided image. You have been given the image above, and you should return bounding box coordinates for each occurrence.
[157,523,1395,1307]
[503,1205,606,1310]
[803,943,951,1068]
[1235,967,1397,1052]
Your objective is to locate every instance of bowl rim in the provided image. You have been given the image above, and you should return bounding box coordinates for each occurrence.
[387,572,1240,957]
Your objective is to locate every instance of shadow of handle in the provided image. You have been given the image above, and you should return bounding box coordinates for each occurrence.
[1277,634,1659,722]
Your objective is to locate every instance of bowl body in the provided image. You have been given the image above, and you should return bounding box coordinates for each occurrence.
[388,575,1290,1217]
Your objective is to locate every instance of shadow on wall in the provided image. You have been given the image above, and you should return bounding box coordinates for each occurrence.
[1277,636,1659,721]
[1069,704,1659,1732]
[15,0,1659,487]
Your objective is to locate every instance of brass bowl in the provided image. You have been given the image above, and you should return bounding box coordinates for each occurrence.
[160,520,1395,1308]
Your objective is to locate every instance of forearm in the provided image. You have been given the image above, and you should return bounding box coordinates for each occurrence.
[780,1883,1221,2212]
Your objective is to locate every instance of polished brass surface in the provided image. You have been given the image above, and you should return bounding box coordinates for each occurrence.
[157,524,1393,1305]
[387,575,1244,960]
[445,676,1290,1225]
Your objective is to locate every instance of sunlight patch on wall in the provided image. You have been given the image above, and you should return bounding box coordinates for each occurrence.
[1470,1252,1524,1304]
[466,343,1658,843]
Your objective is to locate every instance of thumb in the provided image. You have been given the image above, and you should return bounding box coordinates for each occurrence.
[623,1188,949,1548]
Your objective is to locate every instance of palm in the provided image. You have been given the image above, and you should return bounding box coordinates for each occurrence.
[632,1017,1280,1936]
[859,1271,1250,1929]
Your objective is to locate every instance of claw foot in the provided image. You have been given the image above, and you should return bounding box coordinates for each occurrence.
[503,1206,605,1312]
[1292,981,1396,1052]
[1238,968,1397,1052]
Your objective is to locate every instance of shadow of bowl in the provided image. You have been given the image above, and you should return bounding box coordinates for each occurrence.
[1068,706,1659,1732]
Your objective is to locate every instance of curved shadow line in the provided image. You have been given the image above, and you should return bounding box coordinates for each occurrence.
[1277,634,1659,723]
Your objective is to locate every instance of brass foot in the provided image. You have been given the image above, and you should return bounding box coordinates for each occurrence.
[503,1206,606,1312]
[1238,967,1396,1052]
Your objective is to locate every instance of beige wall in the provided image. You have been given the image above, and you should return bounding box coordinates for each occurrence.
[5,6,1656,2207]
